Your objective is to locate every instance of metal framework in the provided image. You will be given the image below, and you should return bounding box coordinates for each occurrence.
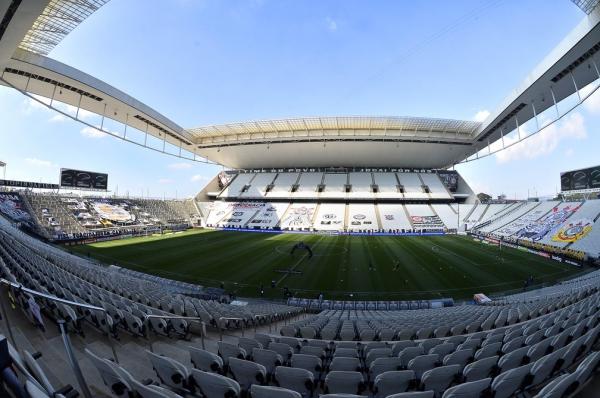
[571,0,600,14]
[18,0,110,55]
[459,78,600,164]
[188,116,480,144]
[0,75,217,165]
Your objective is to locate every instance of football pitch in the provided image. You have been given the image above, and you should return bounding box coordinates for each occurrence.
[71,229,588,300]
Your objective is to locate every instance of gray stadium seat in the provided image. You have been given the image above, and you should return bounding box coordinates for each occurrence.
[189,346,223,373]
[130,378,184,398]
[399,347,425,368]
[372,370,415,398]
[329,357,362,372]
[420,364,461,397]
[250,384,301,398]
[441,377,491,398]
[462,355,498,382]
[490,363,533,398]
[532,373,576,398]
[86,348,133,397]
[218,342,247,366]
[273,366,314,398]
[407,354,438,380]
[228,357,267,391]
[442,349,472,371]
[191,369,241,398]
[369,357,403,380]
[252,348,283,376]
[324,371,365,395]
[386,391,434,398]
[146,350,190,391]
[290,354,322,380]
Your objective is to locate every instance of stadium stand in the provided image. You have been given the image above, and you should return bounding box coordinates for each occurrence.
[430,204,458,231]
[1,204,600,396]
[217,202,264,228]
[322,174,348,199]
[16,191,196,240]
[373,173,401,199]
[268,173,300,199]
[397,173,429,200]
[348,172,375,199]
[219,173,255,199]
[314,204,346,231]
[293,173,323,199]
[241,173,277,199]
[247,202,290,229]
[405,205,445,232]
[419,173,451,200]
[347,204,379,232]
[377,204,415,232]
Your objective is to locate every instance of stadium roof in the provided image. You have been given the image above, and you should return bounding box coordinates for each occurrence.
[0,1,599,168]
[188,117,481,144]
[571,0,600,14]
[18,0,109,56]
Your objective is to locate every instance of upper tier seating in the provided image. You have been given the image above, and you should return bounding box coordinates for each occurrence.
[268,173,300,199]
[218,170,464,201]
[373,173,401,199]
[419,174,451,200]
[348,173,375,199]
[293,173,323,199]
[219,173,255,198]
[397,173,429,200]
[321,174,348,199]
[241,173,277,198]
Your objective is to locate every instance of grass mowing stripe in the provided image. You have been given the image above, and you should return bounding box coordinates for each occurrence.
[71,229,589,300]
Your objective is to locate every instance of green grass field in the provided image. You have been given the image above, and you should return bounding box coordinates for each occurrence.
[70,229,589,300]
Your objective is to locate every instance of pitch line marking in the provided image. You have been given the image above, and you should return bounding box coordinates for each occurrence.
[275,236,325,286]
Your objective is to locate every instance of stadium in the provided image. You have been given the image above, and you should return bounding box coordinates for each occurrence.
[1,0,600,397]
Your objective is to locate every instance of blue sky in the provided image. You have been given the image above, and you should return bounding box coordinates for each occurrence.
[1,0,599,198]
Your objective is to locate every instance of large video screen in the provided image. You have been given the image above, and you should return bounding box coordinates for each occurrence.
[60,169,108,190]
[561,165,600,192]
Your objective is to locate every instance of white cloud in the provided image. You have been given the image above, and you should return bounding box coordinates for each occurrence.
[25,158,55,168]
[49,114,68,123]
[80,126,105,139]
[158,178,174,184]
[582,87,600,114]
[495,112,587,164]
[168,162,192,170]
[191,174,209,183]
[565,148,574,157]
[473,110,490,122]
[54,102,96,121]
[22,96,50,114]
[325,17,338,32]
